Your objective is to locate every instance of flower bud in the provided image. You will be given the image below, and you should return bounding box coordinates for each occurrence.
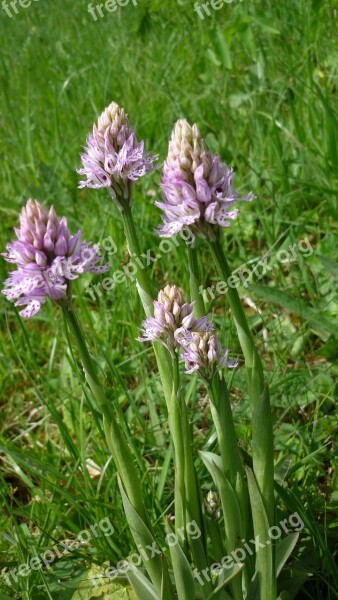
[138,285,210,352]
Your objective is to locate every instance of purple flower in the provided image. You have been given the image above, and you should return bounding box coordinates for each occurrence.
[1,199,109,318]
[138,284,210,352]
[178,330,237,379]
[78,101,158,206]
[156,119,254,237]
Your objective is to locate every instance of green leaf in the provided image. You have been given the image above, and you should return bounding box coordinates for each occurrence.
[318,255,338,279]
[215,26,232,70]
[206,563,244,599]
[275,533,299,577]
[252,384,274,526]
[253,16,280,34]
[312,81,338,168]
[199,452,242,552]
[206,48,222,67]
[246,573,259,600]
[199,451,243,600]
[249,283,336,340]
[71,564,136,600]
[277,567,311,599]
[165,521,195,600]
[246,467,276,600]
[160,555,175,600]
[156,443,173,501]
[118,478,163,595]
[127,567,160,600]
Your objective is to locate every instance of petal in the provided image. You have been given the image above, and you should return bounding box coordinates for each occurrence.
[18,299,42,319]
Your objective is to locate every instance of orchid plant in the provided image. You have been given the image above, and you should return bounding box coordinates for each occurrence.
[1,101,299,600]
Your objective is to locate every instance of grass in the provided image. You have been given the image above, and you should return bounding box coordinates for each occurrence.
[0,0,337,598]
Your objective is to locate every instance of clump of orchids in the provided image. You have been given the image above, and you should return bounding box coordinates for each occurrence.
[2,102,297,600]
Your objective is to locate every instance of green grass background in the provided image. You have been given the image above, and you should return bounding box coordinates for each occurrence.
[0,0,337,598]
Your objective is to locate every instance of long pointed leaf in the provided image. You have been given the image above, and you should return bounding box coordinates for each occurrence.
[200,451,243,600]
[249,283,336,340]
[207,563,244,599]
[127,567,160,600]
[160,555,175,600]
[246,467,275,600]
[276,533,299,577]
[118,478,163,595]
[165,521,196,600]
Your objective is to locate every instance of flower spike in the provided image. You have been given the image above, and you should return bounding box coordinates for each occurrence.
[78,101,158,207]
[156,119,254,237]
[179,330,238,380]
[138,284,210,353]
[1,199,109,318]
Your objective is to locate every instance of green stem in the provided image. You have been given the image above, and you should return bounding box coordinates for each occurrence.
[121,205,173,403]
[188,243,206,319]
[121,205,212,595]
[180,394,212,596]
[208,237,274,519]
[188,236,250,577]
[208,377,243,486]
[62,304,146,522]
[208,375,251,587]
[208,235,275,598]
[188,237,245,499]
[209,236,264,406]
[121,205,154,316]
[167,356,186,535]
[62,304,167,593]
[188,239,241,483]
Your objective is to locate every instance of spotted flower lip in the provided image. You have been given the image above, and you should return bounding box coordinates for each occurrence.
[179,330,238,379]
[156,119,254,237]
[138,284,211,352]
[138,284,237,378]
[77,101,158,205]
[1,199,109,318]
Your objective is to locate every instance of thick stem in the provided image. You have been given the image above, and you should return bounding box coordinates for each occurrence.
[208,375,251,585]
[188,239,242,483]
[208,376,243,486]
[62,304,167,593]
[180,392,211,593]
